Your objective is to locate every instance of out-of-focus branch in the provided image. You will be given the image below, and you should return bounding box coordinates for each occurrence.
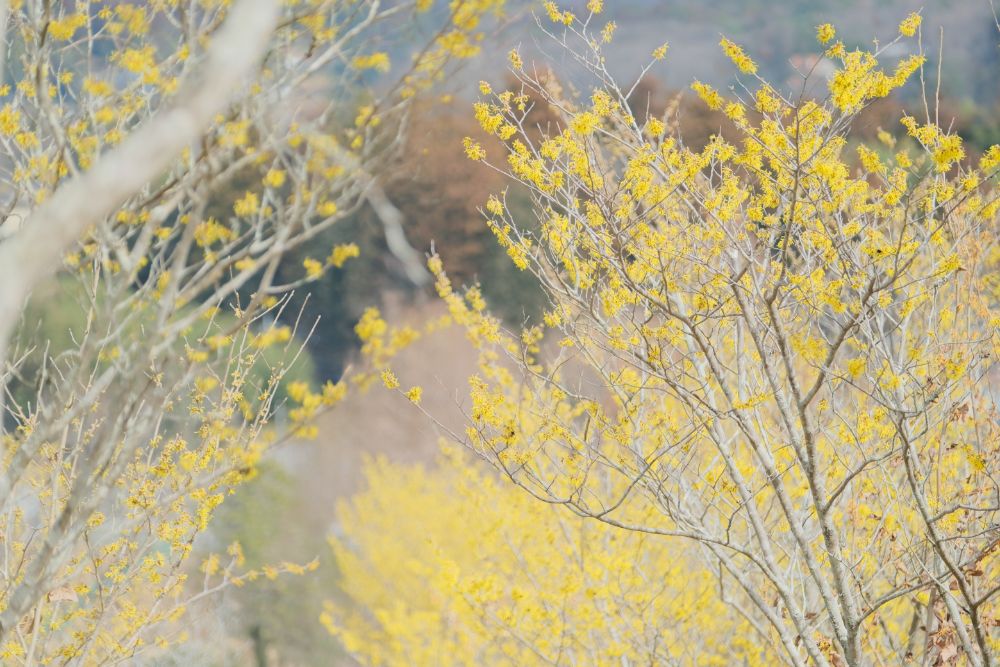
[0,0,279,381]
[0,0,9,84]
[328,140,431,287]
[0,0,279,640]
[366,182,432,287]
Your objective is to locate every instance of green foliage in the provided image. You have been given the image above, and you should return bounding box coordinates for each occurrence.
[209,461,343,666]
[14,276,316,409]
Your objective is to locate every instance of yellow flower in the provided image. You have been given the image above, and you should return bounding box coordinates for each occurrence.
[352,53,391,72]
[485,195,504,216]
[329,243,360,268]
[692,81,723,110]
[193,219,235,247]
[932,134,964,173]
[233,192,259,217]
[570,112,600,136]
[263,169,286,188]
[898,12,921,37]
[117,47,159,84]
[404,386,423,405]
[463,137,486,160]
[48,13,86,41]
[980,145,1000,171]
[508,49,523,70]
[303,257,323,279]
[83,77,112,97]
[381,369,400,390]
[94,106,115,124]
[0,105,20,135]
[601,21,617,43]
[754,86,781,113]
[322,381,347,405]
[354,105,379,128]
[816,23,835,44]
[287,381,310,403]
[544,1,574,24]
[720,38,757,75]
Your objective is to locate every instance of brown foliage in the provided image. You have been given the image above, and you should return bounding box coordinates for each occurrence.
[383,101,508,284]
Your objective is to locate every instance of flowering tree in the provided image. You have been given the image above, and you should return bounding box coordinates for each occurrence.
[0,0,504,661]
[328,5,1000,666]
[325,448,767,665]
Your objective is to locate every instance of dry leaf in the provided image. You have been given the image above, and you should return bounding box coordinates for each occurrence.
[47,586,78,603]
[17,613,34,635]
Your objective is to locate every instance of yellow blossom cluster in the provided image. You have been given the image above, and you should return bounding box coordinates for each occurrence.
[335,8,1000,665]
[0,0,510,661]
[324,450,768,665]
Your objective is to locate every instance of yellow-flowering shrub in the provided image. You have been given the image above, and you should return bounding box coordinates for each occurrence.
[0,0,505,662]
[325,449,768,665]
[333,6,1000,666]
